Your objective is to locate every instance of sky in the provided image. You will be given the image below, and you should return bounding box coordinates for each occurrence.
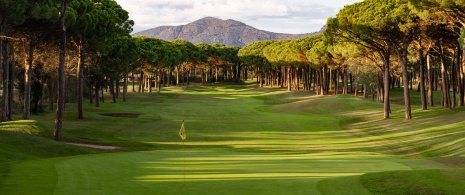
[114,0,363,34]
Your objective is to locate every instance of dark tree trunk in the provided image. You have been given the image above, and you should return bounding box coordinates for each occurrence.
[157,70,161,92]
[320,70,325,95]
[452,46,458,108]
[182,67,185,85]
[123,72,128,102]
[116,77,120,99]
[8,42,14,121]
[1,39,9,122]
[419,48,427,110]
[101,83,104,103]
[148,75,152,93]
[349,73,353,93]
[54,0,69,141]
[427,54,434,106]
[138,70,143,93]
[186,68,190,85]
[95,81,100,107]
[131,71,135,92]
[439,42,451,108]
[77,44,84,119]
[167,68,172,86]
[24,40,35,120]
[382,48,391,119]
[343,68,348,95]
[397,46,412,120]
[287,66,292,91]
[0,28,3,121]
[236,63,242,83]
[110,77,116,103]
[457,48,465,107]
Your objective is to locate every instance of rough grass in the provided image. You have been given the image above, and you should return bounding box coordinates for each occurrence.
[1,82,465,194]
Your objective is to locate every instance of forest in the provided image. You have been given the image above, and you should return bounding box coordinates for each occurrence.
[1,0,465,140]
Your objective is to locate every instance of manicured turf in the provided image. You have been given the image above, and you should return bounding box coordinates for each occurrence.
[1,82,464,194]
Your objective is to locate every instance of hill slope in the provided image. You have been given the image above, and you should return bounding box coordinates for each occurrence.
[133,17,322,47]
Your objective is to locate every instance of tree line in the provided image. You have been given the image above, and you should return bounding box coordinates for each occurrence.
[1,0,464,140]
[0,0,246,141]
[240,0,465,120]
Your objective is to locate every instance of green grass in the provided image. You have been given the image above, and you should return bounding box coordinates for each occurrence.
[360,169,465,194]
[1,82,465,194]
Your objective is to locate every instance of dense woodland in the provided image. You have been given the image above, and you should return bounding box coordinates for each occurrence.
[1,0,465,140]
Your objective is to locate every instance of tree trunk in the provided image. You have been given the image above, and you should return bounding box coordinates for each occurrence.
[236,63,242,83]
[320,70,325,95]
[1,39,9,122]
[89,75,93,105]
[24,40,35,120]
[110,77,116,103]
[123,72,128,101]
[148,75,152,93]
[77,44,84,119]
[140,71,145,93]
[181,66,185,85]
[131,71,135,92]
[343,68,348,94]
[157,69,161,92]
[439,43,451,108]
[116,76,120,99]
[398,46,412,120]
[427,54,434,106]
[176,66,180,85]
[419,48,427,110]
[457,48,465,107]
[382,48,391,119]
[457,47,465,107]
[95,81,100,107]
[287,66,292,91]
[215,66,218,83]
[0,27,4,121]
[296,67,300,91]
[8,42,14,121]
[54,0,69,141]
[167,68,172,86]
[452,46,458,108]
[186,68,190,85]
[101,84,104,103]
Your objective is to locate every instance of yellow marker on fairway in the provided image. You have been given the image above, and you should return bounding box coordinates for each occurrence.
[179,120,186,140]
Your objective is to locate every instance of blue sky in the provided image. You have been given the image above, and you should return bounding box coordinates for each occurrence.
[114,0,362,34]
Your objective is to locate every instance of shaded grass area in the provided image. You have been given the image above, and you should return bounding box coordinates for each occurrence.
[1,82,465,194]
[360,169,465,195]
[0,120,103,162]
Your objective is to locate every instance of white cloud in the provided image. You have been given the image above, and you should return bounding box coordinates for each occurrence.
[115,0,362,34]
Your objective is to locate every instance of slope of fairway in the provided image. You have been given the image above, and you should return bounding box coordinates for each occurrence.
[1,83,465,194]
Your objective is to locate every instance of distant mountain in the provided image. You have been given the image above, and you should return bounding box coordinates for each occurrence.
[133,17,324,47]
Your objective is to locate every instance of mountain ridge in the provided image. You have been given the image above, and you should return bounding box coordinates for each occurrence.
[133,17,323,47]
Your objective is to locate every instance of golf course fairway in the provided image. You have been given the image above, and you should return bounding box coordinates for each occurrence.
[1,83,465,194]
